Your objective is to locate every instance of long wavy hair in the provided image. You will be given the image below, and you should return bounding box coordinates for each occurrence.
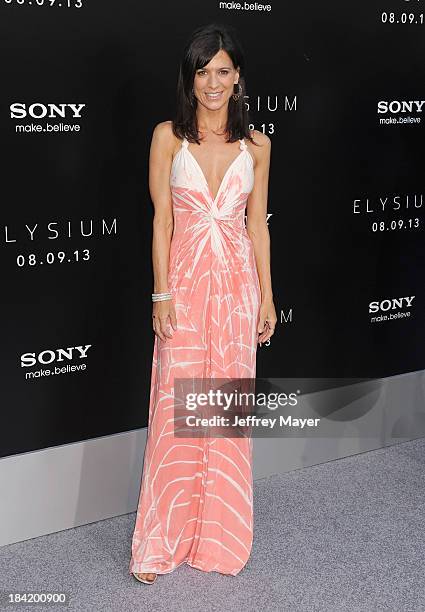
[172,23,255,145]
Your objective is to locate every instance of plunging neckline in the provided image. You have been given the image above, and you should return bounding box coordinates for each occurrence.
[184,138,247,204]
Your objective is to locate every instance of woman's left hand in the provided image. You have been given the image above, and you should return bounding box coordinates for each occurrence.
[257,297,277,346]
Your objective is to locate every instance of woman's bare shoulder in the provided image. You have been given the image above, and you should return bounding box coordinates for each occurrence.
[247,129,271,165]
[151,120,178,153]
[249,129,271,147]
[152,120,173,137]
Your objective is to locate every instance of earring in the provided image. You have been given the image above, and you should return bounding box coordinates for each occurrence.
[232,83,242,101]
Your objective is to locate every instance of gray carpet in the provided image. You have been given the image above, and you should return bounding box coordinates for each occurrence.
[1,438,424,612]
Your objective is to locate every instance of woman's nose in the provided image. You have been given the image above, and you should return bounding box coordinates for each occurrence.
[207,73,219,88]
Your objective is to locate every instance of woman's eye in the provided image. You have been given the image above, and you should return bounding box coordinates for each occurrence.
[196,70,229,76]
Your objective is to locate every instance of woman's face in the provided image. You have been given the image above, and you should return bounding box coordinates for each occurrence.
[192,49,239,111]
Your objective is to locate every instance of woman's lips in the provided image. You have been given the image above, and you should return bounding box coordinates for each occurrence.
[205,92,223,99]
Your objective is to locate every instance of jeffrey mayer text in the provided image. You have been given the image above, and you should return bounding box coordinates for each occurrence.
[186,415,321,428]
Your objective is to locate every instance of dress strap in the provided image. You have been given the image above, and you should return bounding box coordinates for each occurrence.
[181,136,189,149]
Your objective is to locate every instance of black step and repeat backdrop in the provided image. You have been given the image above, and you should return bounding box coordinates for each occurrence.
[1,1,424,458]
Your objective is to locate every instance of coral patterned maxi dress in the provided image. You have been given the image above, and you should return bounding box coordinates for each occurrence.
[129,136,261,576]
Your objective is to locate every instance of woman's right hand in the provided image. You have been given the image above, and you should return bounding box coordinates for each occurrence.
[152,298,177,341]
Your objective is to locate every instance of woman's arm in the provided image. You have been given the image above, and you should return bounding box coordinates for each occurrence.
[148,121,177,340]
[246,130,277,345]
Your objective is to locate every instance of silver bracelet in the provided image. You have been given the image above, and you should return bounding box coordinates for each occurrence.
[152,292,172,302]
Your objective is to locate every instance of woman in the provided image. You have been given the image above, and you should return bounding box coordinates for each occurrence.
[129,22,276,584]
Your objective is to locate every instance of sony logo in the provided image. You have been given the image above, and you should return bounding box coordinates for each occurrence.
[369,296,415,313]
[377,100,425,114]
[10,103,86,119]
[21,344,92,367]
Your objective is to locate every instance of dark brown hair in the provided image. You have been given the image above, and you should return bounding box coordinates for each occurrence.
[172,23,255,145]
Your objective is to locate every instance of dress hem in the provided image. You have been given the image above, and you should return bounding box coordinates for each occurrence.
[130,557,245,577]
